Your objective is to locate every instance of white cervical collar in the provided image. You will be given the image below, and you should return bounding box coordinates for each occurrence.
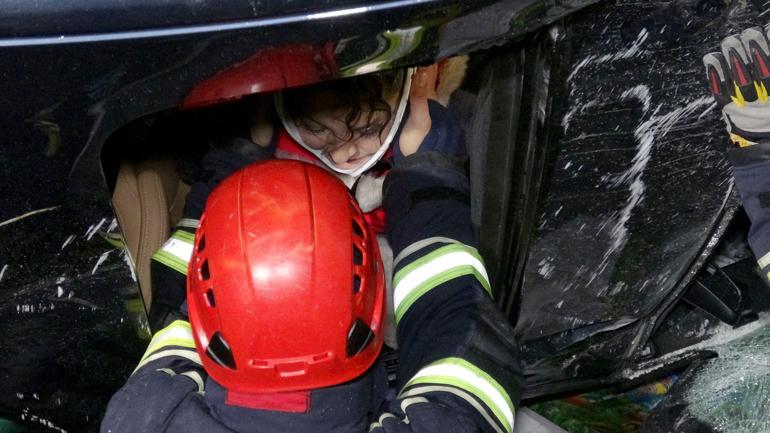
[275,68,413,180]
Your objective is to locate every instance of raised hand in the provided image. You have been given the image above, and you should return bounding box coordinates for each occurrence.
[703,27,770,147]
[398,65,439,158]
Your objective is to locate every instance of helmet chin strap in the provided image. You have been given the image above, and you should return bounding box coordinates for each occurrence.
[275,68,414,182]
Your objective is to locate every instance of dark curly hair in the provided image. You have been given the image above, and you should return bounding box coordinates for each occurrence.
[281,69,405,141]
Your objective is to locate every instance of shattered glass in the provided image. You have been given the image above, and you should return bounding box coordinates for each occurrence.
[686,318,770,433]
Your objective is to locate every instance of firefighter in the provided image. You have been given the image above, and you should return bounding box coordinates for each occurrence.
[101,149,522,432]
[704,27,770,281]
[148,65,465,334]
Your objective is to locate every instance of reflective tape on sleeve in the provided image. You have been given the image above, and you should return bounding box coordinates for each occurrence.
[141,320,197,360]
[759,250,770,269]
[134,320,199,373]
[177,218,200,230]
[393,243,490,323]
[152,230,195,275]
[402,357,514,433]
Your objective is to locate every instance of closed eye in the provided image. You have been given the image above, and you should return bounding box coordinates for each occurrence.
[354,124,384,137]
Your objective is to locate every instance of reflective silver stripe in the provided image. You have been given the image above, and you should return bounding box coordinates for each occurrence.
[134,349,202,374]
[181,371,205,394]
[177,218,200,229]
[759,250,770,269]
[156,368,205,394]
[393,243,490,323]
[400,385,504,433]
[152,230,195,275]
[399,396,428,425]
[402,357,514,433]
[368,412,397,432]
[393,237,461,270]
[400,396,428,412]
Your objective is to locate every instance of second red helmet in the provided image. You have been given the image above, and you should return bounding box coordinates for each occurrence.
[187,160,385,393]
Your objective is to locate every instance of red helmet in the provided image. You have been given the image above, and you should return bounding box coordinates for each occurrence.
[187,160,385,393]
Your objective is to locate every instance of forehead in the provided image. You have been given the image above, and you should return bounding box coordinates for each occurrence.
[301,95,390,129]
[303,91,353,120]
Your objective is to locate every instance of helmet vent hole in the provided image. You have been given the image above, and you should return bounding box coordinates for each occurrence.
[346,318,374,357]
[205,289,216,307]
[200,260,210,281]
[197,235,206,253]
[353,245,363,266]
[352,221,364,237]
[353,275,361,294]
[206,332,236,370]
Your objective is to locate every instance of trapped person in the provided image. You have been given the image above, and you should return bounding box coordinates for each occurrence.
[101,154,522,432]
[148,63,467,335]
[703,27,770,281]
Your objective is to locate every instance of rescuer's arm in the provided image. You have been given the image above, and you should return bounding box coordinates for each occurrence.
[704,28,770,282]
[371,81,523,432]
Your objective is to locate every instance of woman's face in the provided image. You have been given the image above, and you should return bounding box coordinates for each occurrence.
[294,90,400,171]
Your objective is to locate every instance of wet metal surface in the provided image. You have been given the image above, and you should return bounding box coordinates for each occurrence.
[0,0,602,429]
[513,0,761,396]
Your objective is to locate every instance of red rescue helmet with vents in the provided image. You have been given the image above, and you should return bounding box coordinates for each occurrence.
[187,160,385,393]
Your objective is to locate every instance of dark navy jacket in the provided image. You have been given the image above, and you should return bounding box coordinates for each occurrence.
[729,144,770,280]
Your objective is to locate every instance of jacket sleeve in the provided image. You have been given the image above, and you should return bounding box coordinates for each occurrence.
[100,320,205,433]
[728,143,770,282]
[372,152,523,433]
[149,144,272,331]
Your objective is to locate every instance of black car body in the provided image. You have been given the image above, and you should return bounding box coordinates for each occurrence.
[1,0,766,432]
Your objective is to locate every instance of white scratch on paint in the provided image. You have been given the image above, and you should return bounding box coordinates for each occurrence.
[61,234,75,250]
[621,85,652,113]
[562,99,601,133]
[0,206,60,228]
[122,250,137,282]
[566,28,649,83]
[91,251,111,275]
[567,55,596,83]
[85,218,106,240]
[697,101,718,120]
[596,28,649,63]
[0,264,7,282]
[607,95,714,258]
[538,258,555,278]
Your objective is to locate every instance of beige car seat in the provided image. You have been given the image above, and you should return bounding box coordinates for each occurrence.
[112,158,190,310]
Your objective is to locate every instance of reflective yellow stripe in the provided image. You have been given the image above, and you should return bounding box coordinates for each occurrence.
[152,230,195,275]
[393,243,490,323]
[140,320,196,363]
[402,357,514,433]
